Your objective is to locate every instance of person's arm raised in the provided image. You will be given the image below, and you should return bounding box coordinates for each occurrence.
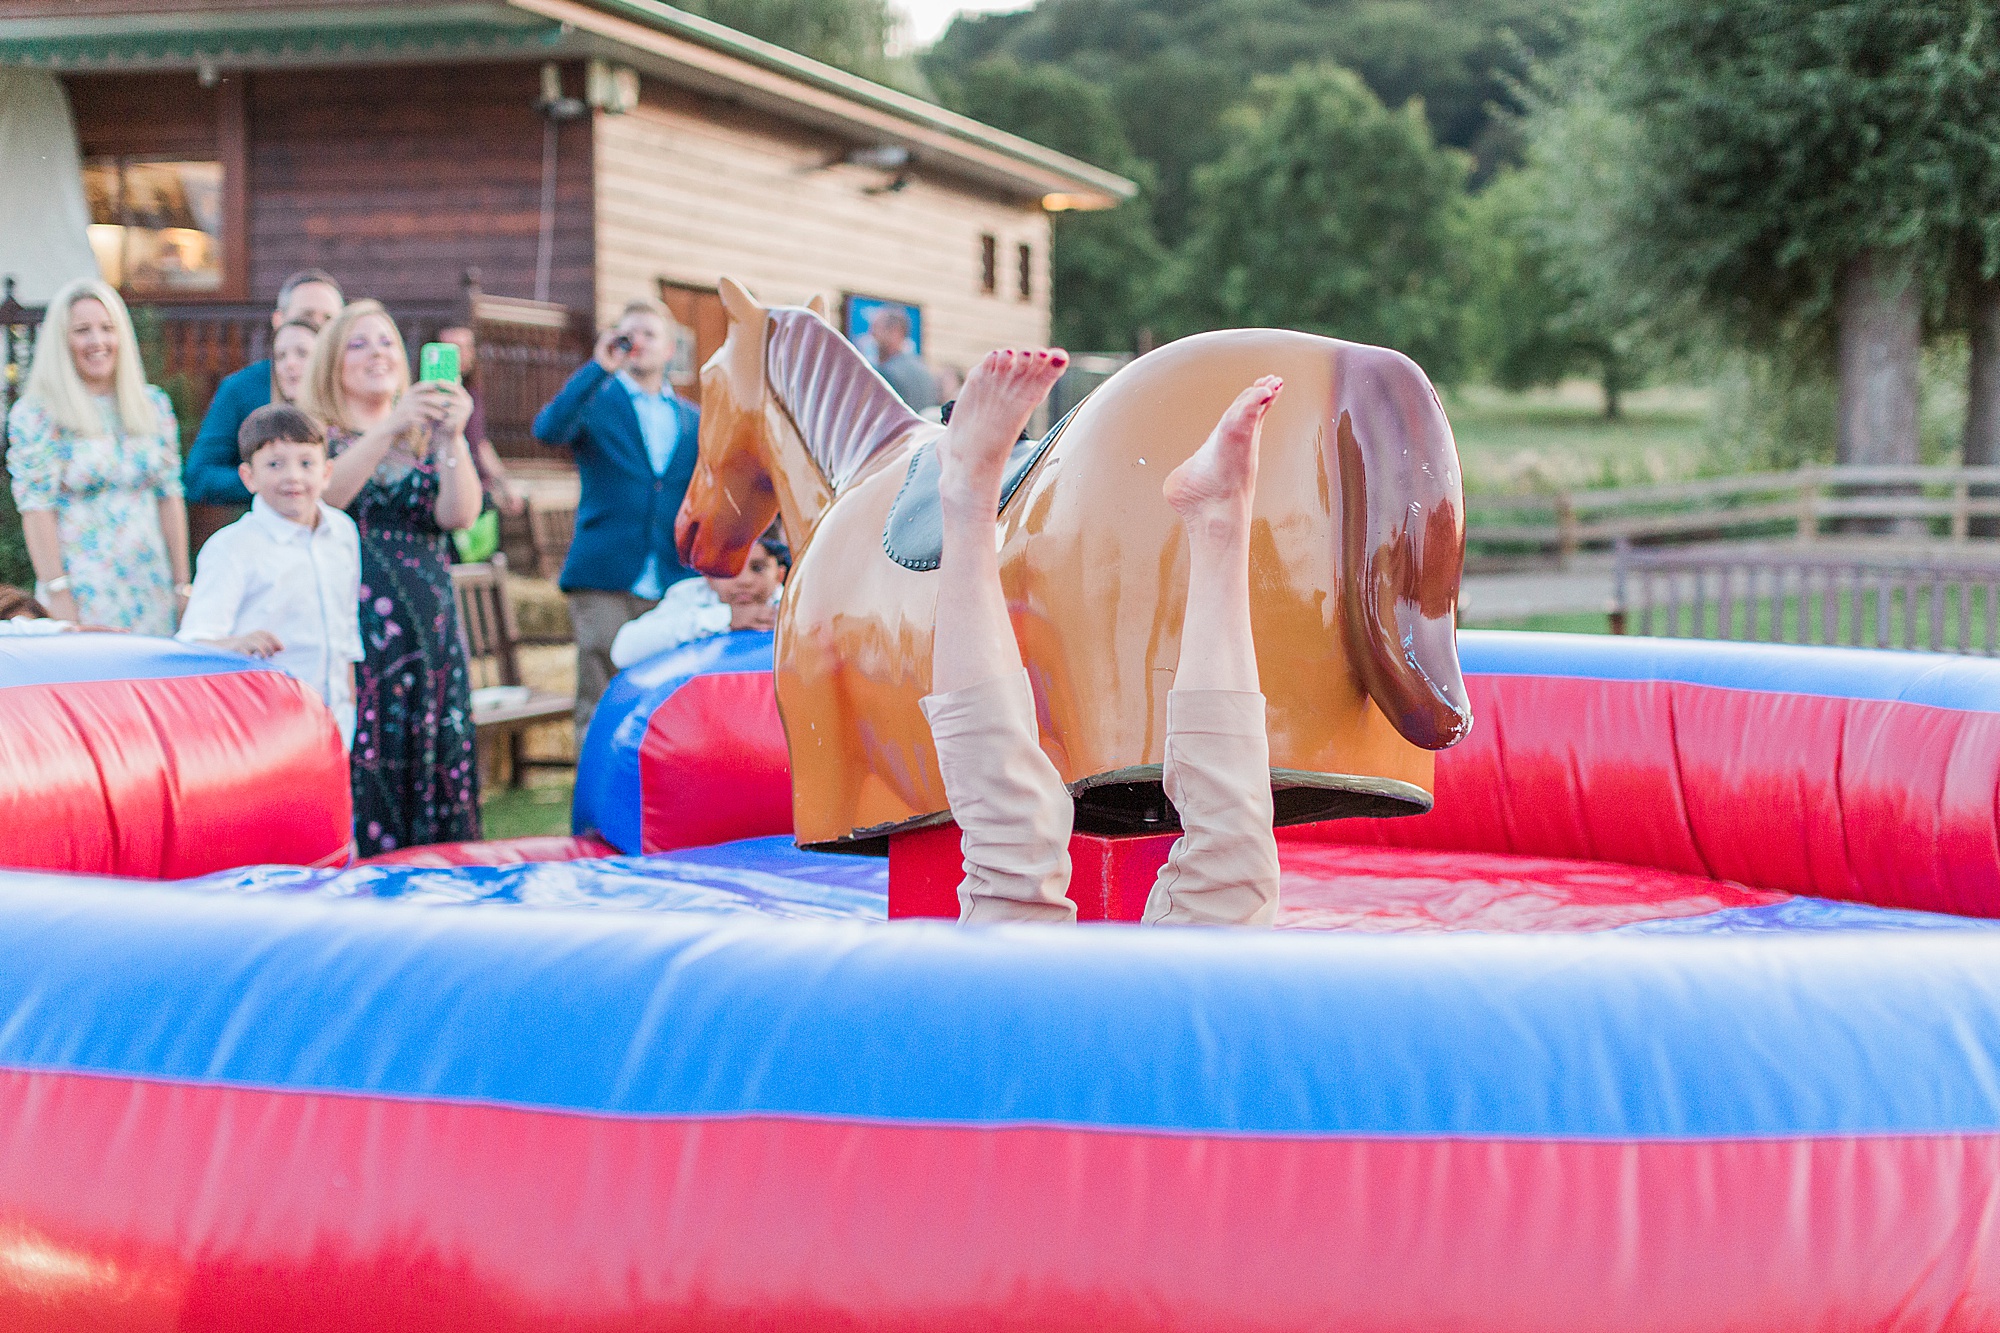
[532,327,630,451]
[323,391,435,510]
[429,382,483,532]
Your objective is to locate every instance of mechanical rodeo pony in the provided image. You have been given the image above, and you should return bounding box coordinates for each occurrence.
[675,279,1472,850]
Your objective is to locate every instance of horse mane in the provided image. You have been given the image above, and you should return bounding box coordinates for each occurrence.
[765,307,923,491]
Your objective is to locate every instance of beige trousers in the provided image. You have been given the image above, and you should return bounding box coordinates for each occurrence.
[920,670,1281,926]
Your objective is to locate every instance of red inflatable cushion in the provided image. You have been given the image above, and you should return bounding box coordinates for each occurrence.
[1295,674,2000,917]
[361,836,620,868]
[639,671,792,853]
[0,673,351,878]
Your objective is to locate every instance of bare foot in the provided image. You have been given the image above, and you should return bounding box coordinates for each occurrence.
[1164,375,1281,535]
[937,347,1068,518]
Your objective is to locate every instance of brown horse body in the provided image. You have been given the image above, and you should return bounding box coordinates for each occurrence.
[679,280,1471,850]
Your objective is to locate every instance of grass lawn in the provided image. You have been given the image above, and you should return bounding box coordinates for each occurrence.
[1444,381,1713,496]
[1474,588,1999,650]
[482,778,575,840]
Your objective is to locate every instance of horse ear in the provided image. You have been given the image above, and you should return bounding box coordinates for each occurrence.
[718,276,762,326]
[806,292,832,322]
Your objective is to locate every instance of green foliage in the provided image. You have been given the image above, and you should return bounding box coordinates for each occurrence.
[680,0,919,88]
[0,479,28,590]
[1160,65,1472,382]
[1602,0,2000,346]
[933,58,1165,349]
[1462,61,1666,414]
[926,0,1579,243]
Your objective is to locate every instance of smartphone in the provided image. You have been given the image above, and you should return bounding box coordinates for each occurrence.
[418,341,461,385]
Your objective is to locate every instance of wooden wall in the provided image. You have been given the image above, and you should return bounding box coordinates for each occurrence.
[246,62,594,312]
[64,64,594,313]
[594,80,1050,378]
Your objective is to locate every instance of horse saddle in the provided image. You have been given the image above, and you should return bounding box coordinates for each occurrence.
[882,406,1076,572]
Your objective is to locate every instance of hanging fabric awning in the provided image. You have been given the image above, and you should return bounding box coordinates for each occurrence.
[0,69,98,304]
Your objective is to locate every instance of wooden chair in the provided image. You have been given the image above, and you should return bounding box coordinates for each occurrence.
[527,501,577,581]
[450,553,575,786]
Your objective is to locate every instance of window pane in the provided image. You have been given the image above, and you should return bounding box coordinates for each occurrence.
[118,161,224,294]
[82,160,124,286]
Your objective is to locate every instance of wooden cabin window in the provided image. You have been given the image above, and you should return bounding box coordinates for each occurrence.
[1017,243,1032,302]
[979,233,997,295]
[83,158,227,295]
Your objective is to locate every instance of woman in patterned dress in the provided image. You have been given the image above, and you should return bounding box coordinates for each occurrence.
[302,300,483,855]
[7,279,189,634]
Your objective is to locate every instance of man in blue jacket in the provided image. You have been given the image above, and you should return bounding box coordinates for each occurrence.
[182,269,345,508]
[533,298,701,744]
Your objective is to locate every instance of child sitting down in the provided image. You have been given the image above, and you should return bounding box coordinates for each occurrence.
[610,528,789,669]
[176,404,363,748]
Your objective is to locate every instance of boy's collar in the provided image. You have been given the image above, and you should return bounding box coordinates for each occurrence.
[249,495,328,537]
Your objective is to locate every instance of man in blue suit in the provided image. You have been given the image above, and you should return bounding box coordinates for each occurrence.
[182,269,345,507]
[533,298,701,743]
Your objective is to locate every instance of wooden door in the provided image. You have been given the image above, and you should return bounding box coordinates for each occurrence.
[658,281,728,398]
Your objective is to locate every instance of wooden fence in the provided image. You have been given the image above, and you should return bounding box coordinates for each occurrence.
[1612,540,2000,655]
[1471,466,2000,565]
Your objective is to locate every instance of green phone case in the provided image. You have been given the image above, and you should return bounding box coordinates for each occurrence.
[418,341,461,384]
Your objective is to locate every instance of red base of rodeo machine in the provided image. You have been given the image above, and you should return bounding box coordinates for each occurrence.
[887,824,1179,922]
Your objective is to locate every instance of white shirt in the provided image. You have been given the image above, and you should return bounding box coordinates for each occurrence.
[610,575,734,668]
[616,369,688,599]
[177,497,364,748]
[0,616,74,636]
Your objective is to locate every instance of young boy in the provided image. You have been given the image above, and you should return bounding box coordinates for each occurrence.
[177,404,363,748]
[610,528,789,669]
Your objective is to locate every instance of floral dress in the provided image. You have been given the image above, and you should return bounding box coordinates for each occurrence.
[330,427,481,854]
[6,387,181,635]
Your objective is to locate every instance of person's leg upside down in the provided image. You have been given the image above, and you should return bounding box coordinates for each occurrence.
[920,351,1284,926]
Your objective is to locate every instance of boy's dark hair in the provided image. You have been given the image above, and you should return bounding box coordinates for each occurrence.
[0,585,48,620]
[238,404,328,463]
[277,268,342,308]
[757,522,791,569]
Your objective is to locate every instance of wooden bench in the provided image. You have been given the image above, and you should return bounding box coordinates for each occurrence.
[450,553,575,786]
[1611,539,2000,655]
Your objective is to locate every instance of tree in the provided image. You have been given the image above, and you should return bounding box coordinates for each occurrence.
[681,0,920,89]
[925,0,1580,246]
[1602,0,2000,467]
[935,58,1166,350]
[1160,64,1472,383]
[1466,53,1674,417]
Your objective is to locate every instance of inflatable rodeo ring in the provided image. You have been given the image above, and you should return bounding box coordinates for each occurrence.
[2,285,1998,1332]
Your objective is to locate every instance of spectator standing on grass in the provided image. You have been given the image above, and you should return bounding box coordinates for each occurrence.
[435,325,525,517]
[305,300,482,855]
[177,405,363,750]
[182,269,345,507]
[867,307,939,412]
[6,278,189,635]
[532,298,701,745]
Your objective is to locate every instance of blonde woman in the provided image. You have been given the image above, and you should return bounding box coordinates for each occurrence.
[6,278,189,634]
[300,300,483,854]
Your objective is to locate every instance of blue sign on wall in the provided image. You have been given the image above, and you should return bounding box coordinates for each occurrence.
[843,293,923,360]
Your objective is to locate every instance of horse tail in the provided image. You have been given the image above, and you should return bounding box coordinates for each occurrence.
[1330,344,1474,750]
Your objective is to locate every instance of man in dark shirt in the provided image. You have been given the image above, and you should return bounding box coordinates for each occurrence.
[181,269,344,508]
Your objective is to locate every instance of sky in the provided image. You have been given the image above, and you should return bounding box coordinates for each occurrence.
[893,0,1029,51]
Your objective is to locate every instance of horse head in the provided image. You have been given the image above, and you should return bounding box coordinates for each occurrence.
[676,278,836,577]
[678,277,918,579]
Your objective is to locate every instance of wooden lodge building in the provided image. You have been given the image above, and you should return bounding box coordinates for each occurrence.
[0,0,1132,468]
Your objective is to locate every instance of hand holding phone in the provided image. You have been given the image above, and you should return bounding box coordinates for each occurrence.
[595,324,634,372]
[418,341,462,385]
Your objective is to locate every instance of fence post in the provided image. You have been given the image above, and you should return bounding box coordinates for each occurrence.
[1795,467,1818,542]
[1952,474,1971,541]
[1609,536,1629,634]
[1555,491,1578,570]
